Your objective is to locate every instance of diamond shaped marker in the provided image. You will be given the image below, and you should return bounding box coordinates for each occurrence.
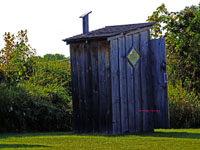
[127,48,140,67]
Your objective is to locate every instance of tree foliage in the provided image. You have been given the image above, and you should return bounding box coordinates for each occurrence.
[42,54,69,62]
[147,3,200,94]
[147,3,200,128]
[0,30,72,132]
[0,30,36,83]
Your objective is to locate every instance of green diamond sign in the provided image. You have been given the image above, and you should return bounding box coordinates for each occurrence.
[128,48,140,67]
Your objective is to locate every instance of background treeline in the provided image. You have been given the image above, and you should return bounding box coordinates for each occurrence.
[0,30,72,132]
[148,3,200,128]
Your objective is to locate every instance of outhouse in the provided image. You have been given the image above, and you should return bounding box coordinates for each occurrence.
[63,12,169,134]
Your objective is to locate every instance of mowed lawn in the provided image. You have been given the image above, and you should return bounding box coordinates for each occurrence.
[0,129,200,150]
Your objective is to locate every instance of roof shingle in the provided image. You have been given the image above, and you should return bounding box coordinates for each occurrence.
[63,22,155,43]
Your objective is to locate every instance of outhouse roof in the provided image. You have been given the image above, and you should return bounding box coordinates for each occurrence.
[63,22,155,43]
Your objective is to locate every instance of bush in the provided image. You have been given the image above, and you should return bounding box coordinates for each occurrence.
[0,29,72,133]
[0,52,72,133]
[0,83,72,133]
[30,59,71,91]
[168,81,200,128]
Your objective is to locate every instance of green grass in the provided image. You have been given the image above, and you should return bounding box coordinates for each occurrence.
[0,129,200,150]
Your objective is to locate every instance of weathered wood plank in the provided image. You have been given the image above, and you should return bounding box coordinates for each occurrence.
[160,38,169,129]
[151,38,169,129]
[146,30,154,131]
[140,31,150,132]
[79,43,87,132]
[119,37,128,133]
[151,38,162,128]
[101,40,112,133]
[90,41,99,132]
[125,34,135,133]
[98,40,106,133]
[110,39,121,134]
[105,58,112,133]
[84,42,92,132]
[75,43,84,132]
[70,44,80,133]
[133,33,142,132]
[161,38,169,129]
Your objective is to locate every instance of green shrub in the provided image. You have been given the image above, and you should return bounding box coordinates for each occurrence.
[0,55,72,133]
[0,29,72,133]
[168,81,200,128]
[0,83,72,133]
[18,81,71,110]
[30,59,71,92]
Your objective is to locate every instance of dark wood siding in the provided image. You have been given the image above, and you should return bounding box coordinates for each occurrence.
[90,41,99,132]
[110,39,121,134]
[119,37,128,133]
[70,40,112,133]
[70,44,80,133]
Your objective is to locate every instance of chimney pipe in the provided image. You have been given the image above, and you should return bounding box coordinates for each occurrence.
[80,11,92,35]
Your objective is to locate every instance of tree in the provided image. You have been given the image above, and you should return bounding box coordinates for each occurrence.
[0,30,36,83]
[147,3,200,94]
[43,54,67,61]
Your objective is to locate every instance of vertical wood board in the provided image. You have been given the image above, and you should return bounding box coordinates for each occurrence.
[119,37,129,133]
[98,40,112,133]
[84,43,93,132]
[75,44,84,132]
[98,41,106,132]
[125,34,136,133]
[110,39,121,134]
[90,41,100,132]
[140,31,152,132]
[70,44,80,132]
[133,33,142,132]
[146,30,154,131]
[151,38,169,129]
[79,43,87,132]
[102,41,112,133]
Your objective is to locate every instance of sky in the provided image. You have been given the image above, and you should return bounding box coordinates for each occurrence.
[0,0,199,57]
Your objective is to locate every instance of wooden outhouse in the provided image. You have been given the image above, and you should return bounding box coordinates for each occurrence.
[63,12,169,134]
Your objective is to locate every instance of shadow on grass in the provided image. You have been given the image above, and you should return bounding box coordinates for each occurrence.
[0,130,200,140]
[0,132,74,139]
[136,131,200,139]
[50,131,200,139]
[0,144,50,149]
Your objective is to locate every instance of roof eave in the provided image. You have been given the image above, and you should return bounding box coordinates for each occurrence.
[63,36,111,44]
[63,22,155,44]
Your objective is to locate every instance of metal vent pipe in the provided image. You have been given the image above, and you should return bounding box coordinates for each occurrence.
[80,11,92,35]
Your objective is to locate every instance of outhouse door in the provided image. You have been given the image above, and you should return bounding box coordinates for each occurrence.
[150,38,169,129]
[125,34,169,130]
[125,32,156,133]
[110,31,169,134]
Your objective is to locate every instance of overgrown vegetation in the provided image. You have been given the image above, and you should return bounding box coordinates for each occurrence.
[0,30,72,132]
[168,82,200,128]
[147,3,200,128]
